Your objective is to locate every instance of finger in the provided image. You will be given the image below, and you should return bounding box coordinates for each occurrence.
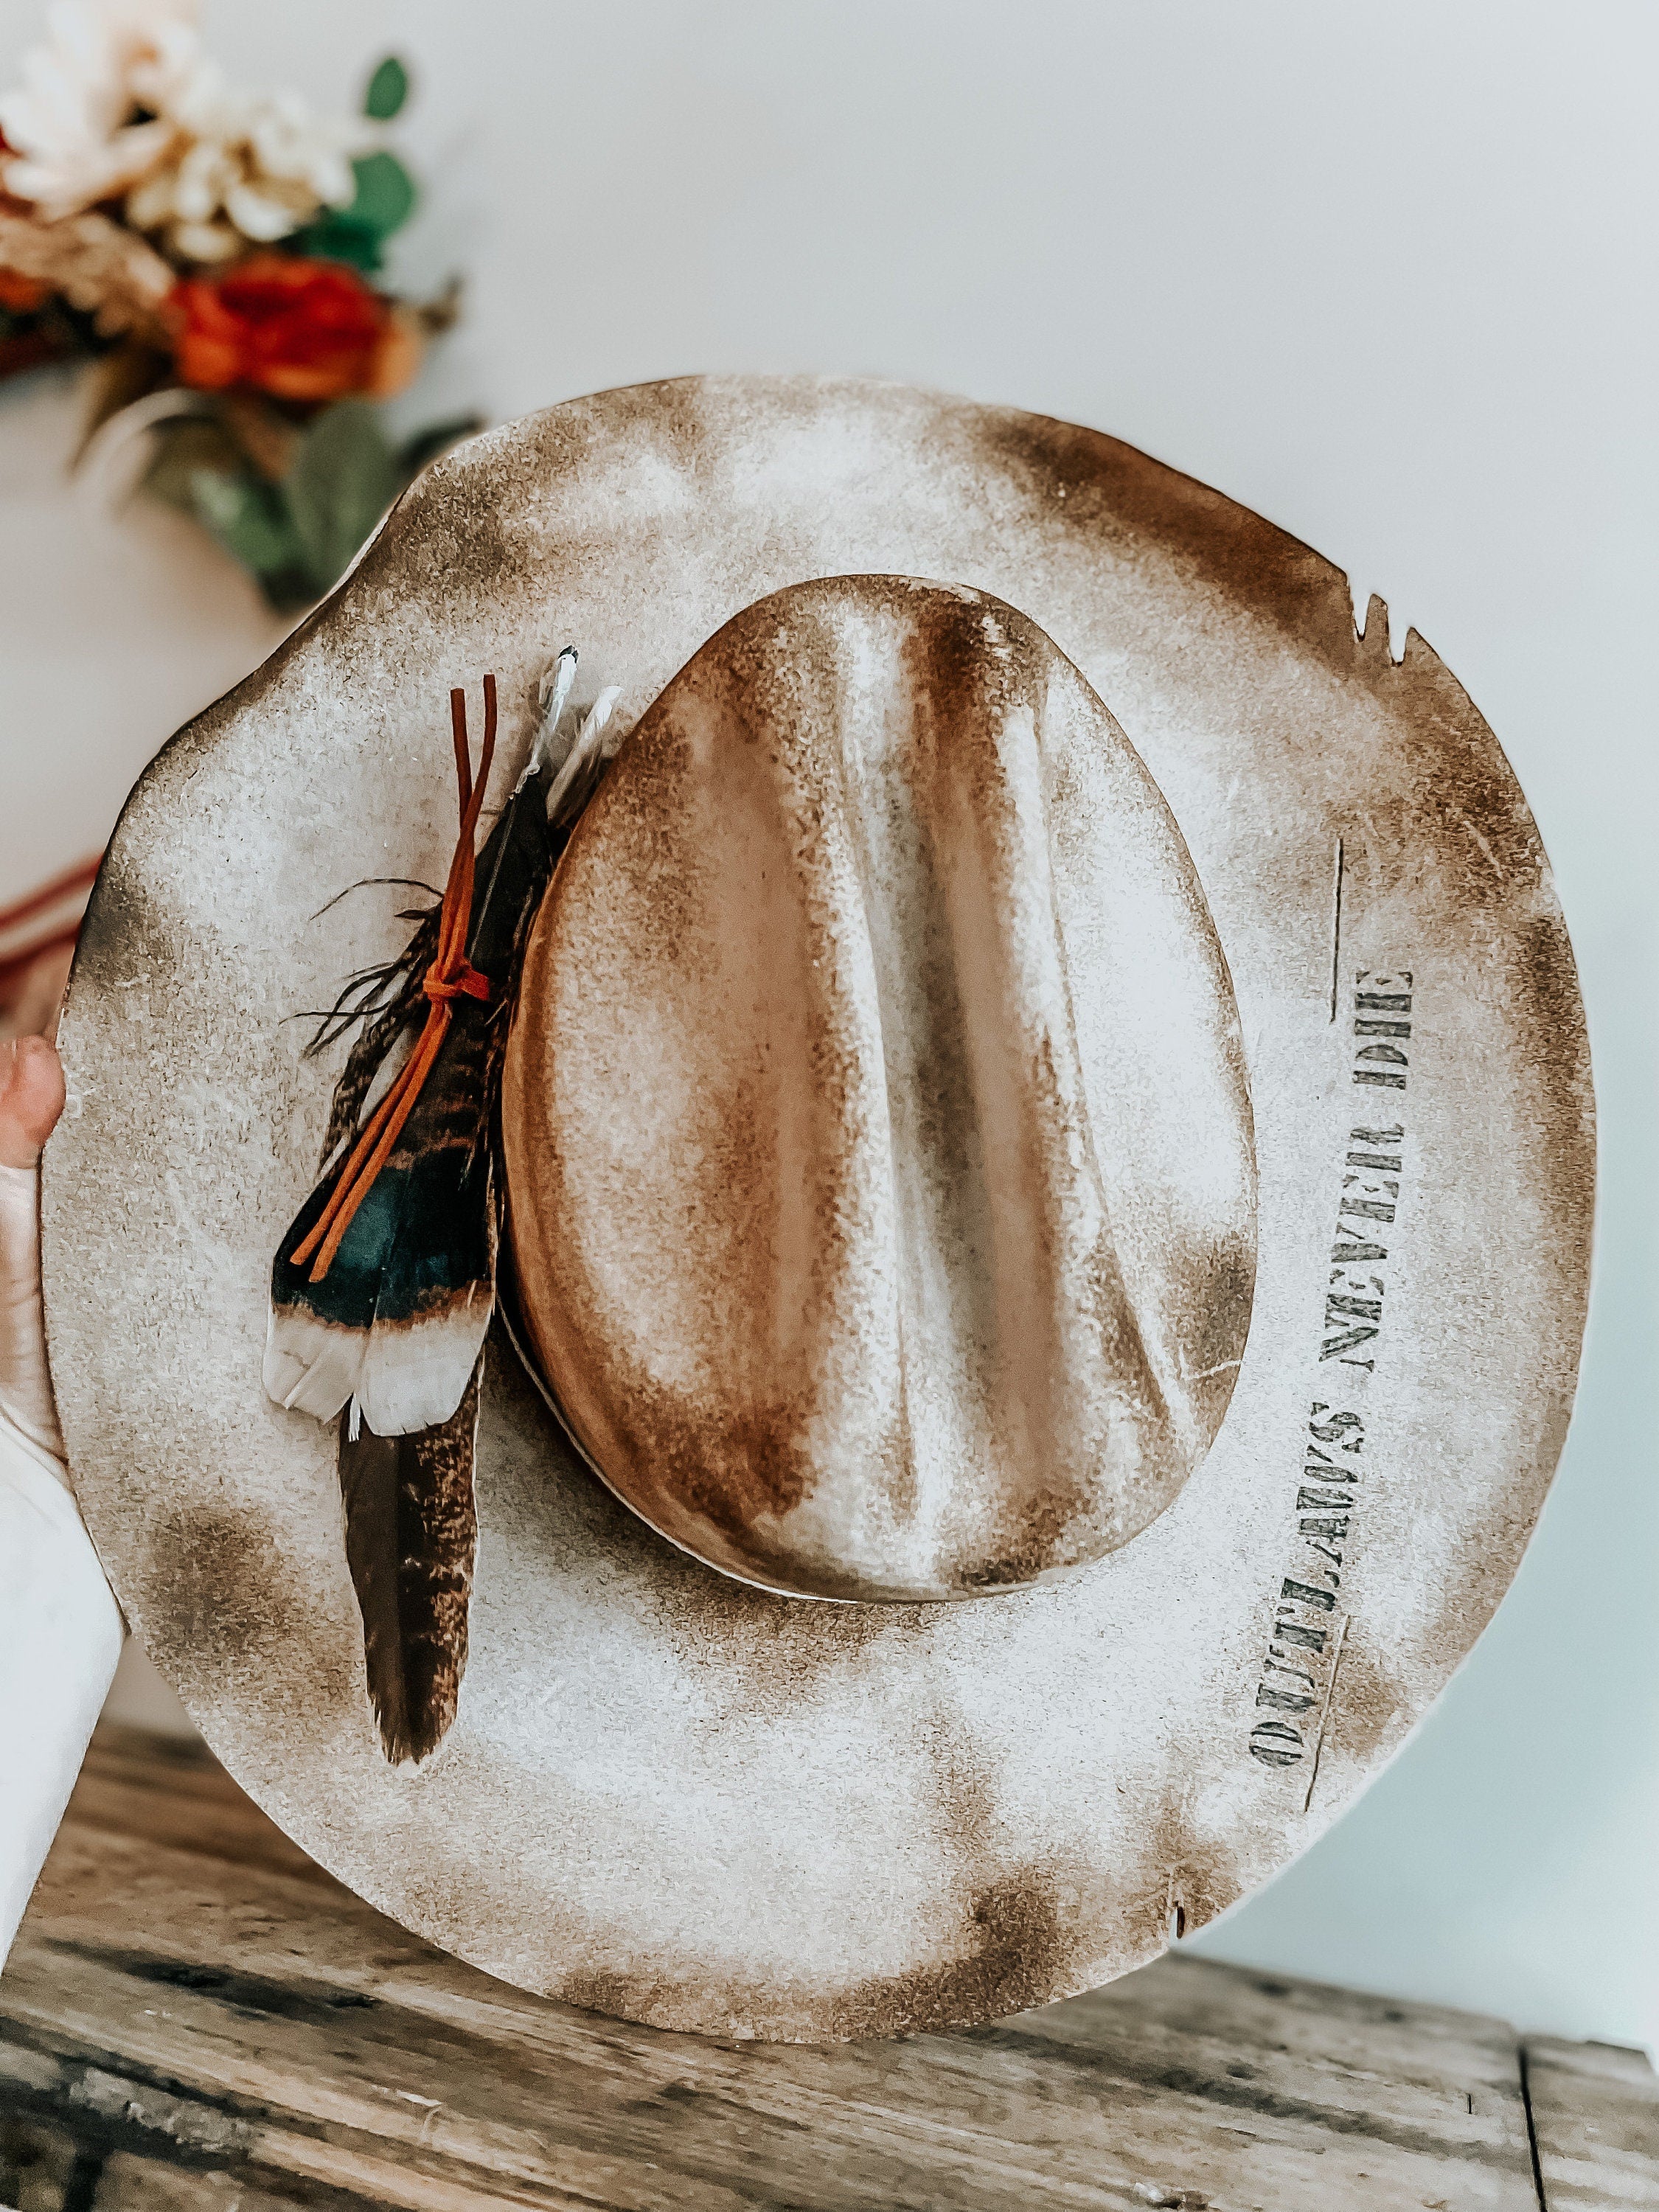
[0,1036,66,1464]
[0,1036,66,1170]
[1,941,74,1048]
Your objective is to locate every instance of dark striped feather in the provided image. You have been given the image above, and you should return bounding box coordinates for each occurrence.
[338,1355,482,1764]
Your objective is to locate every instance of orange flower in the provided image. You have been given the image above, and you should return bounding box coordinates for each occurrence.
[170,253,419,403]
[0,266,48,313]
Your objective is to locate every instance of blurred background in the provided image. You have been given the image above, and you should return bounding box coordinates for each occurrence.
[1,0,1654,2053]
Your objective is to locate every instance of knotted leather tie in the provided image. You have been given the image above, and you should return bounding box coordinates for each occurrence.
[292,676,498,1284]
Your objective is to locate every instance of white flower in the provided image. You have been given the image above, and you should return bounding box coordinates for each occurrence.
[122,87,356,262]
[0,0,198,221]
[1,0,360,265]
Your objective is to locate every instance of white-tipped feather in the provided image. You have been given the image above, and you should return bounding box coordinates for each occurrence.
[515,646,579,793]
[264,1307,366,1423]
[539,644,580,722]
[355,1295,493,1436]
[266,1295,491,1437]
[546,686,624,826]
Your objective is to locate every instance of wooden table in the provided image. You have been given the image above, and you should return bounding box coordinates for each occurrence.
[0,1727,1652,2210]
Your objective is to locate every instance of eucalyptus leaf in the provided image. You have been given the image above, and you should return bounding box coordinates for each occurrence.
[364,55,409,121]
[293,152,416,269]
[347,152,417,240]
[145,398,469,611]
[285,400,402,596]
[141,418,244,512]
[187,467,304,579]
[292,211,383,273]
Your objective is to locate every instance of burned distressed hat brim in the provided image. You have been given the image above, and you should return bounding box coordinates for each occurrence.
[43,376,1591,2041]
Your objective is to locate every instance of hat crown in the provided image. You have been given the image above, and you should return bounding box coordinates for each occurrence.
[504,576,1256,1601]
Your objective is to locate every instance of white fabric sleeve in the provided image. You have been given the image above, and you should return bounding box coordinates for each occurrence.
[0,1391,125,1966]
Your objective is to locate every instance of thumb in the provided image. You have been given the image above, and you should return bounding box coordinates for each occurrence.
[0,1034,66,1170]
[0,1035,68,1464]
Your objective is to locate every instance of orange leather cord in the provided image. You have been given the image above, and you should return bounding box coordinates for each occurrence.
[291,676,498,1284]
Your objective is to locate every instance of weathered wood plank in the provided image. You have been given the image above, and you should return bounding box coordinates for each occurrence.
[1,2115,300,2212]
[56,1725,326,1888]
[1525,2034,1659,2209]
[0,1726,1545,2210]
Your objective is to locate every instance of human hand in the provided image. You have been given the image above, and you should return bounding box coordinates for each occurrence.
[0,1032,68,1474]
[0,1026,125,1965]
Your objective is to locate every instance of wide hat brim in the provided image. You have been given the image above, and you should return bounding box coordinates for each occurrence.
[44,375,1592,2042]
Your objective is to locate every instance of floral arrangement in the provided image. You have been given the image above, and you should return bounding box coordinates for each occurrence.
[0,0,474,609]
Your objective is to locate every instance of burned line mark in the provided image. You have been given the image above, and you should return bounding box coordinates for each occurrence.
[1301,1613,1351,1814]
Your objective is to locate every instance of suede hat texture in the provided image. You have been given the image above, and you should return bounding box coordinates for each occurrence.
[44,376,1592,2041]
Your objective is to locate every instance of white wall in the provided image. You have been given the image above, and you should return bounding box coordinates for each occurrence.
[3,0,1654,2051]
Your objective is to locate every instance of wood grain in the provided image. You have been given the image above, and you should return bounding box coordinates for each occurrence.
[0,1726,1641,2209]
[1524,2033,1659,2209]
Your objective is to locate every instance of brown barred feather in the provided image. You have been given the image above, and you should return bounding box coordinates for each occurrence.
[338,1354,482,1765]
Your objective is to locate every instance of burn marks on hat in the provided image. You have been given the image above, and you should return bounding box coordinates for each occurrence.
[43,372,1592,2048]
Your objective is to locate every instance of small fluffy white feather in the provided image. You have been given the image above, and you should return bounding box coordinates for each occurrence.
[546,686,624,826]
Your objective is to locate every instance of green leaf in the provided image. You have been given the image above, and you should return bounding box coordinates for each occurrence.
[292,150,417,267]
[364,55,409,120]
[284,399,402,596]
[187,467,305,579]
[291,211,384,273]
[347,151,417,240]
[141,418,243,512]
[151,401,410,609]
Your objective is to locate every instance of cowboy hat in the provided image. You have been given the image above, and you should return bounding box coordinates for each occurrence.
[41,375,1592,2041]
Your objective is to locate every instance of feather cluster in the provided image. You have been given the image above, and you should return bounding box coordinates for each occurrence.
[265,654,622,1764]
